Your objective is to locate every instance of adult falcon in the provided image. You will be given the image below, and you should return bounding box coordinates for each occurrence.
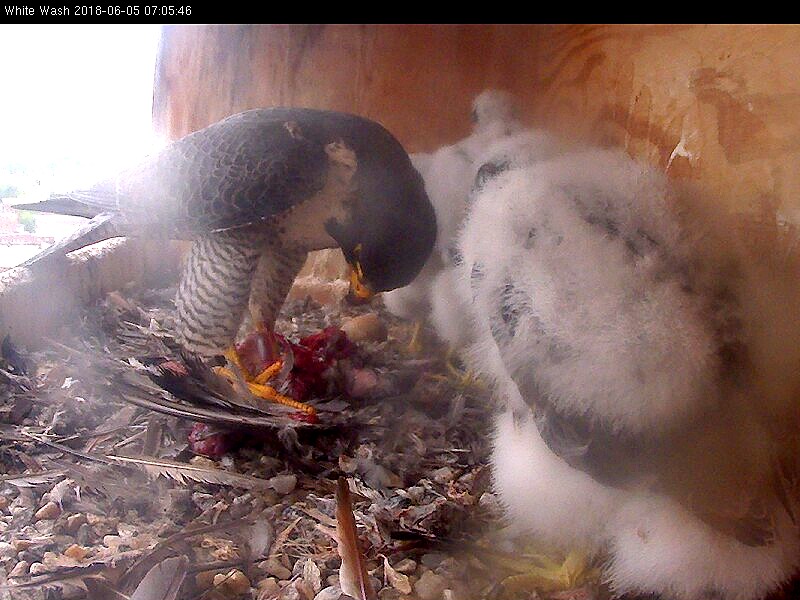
[16,108,437,412]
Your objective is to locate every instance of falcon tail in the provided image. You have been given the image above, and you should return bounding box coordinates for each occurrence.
[17,213,120,268]
[13,193,105,219]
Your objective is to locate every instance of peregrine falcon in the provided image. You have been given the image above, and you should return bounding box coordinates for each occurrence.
[16,108,437,409]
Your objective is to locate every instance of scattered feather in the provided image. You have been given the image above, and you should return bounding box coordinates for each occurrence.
[335,477,377,600]
[84,577,130,600]
[382,555,412,595]
[129,555,188,600]
[0,470,65,487]
[106,454,274,490]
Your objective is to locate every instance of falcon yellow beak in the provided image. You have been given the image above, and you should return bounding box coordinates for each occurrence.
[348,261,374,299]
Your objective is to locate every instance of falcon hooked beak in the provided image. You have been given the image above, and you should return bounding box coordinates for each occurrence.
[347,244,374,299]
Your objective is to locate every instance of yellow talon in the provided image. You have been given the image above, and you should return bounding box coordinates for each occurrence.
[246,382,317,415]
[223,347,247,375]
[216,348,317,417]
[497,549,598,596]
[406,320,424,354]
[443,347,485,390]
[213,366,239,381]
[253,360,283,385]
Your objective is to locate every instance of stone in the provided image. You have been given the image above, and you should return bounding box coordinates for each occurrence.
[421,553,447,569]
[430,467,455,485]
[63,544,90,561]
[213,569,251,596]
[34,501,60,521]
[76,523,93,545]
[269,474,297,495]
[65,513,87,533]
[340,313,388,343]
[256,577,280,597]
[260,558,292,580]
[8,560,28,578]
[414,571,447,600]
[393,558,417,574]
[314,585,345,600]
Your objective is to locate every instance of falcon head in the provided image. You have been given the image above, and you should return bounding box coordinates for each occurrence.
[327,164,436,297]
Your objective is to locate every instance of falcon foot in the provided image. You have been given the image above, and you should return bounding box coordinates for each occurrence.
[405,320,425,355]
[214,334,318,419]
[495,549,597,596]
[432,347,484,390]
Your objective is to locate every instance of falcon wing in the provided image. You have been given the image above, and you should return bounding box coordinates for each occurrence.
[16,109,332,238]
[105,110,333,235]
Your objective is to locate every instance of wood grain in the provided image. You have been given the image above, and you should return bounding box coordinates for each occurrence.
[154,24,800,217]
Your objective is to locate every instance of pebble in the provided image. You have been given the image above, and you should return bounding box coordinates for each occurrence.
[195,570,219,590]
[269,474,297,495]
[117,522,137,538]
[8,560,29,578]
[384,557,412,595]
[66,513,87,533]
[341,313,388,343]
[431,467,455,485]
[280,582,302,600]
[434,557,463,578]
[0,542,13,559]
[345,367,380,398]
[444,582,472,600]
[192,492,217,511]
[302,559,323,592]
[393,558,417,574]
[11,539,32,552]
[18,550,38,563]
[421,553,447,569]
[260,558,292,580]
[103,535,123,551]
[33,520,54,535]
[28,562,47,576]
[0,496,8,511]
[256,576,280,597]
[213,569,251,596]
[34,501,60,521]
[405,486,425,504]
[378,588,402,600]
[76,523,93,545]
[295,579,315,600]
[478,492,501,514]
[414,571,447,600]
[63,544,90,561]
[314,585,345,600]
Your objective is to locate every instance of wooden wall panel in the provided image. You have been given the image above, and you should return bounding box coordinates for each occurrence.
[153,25,540,152]
[526,25,800,218]
[154,24,800,217]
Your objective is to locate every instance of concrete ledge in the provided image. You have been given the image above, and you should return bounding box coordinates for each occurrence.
[0,238,184,349]
[0,242,351,350]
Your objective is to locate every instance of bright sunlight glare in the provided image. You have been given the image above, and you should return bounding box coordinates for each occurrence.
[0,25,163,196]
[0,25,163,268]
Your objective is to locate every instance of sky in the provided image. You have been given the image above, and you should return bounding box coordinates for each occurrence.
[0,25,163,195]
